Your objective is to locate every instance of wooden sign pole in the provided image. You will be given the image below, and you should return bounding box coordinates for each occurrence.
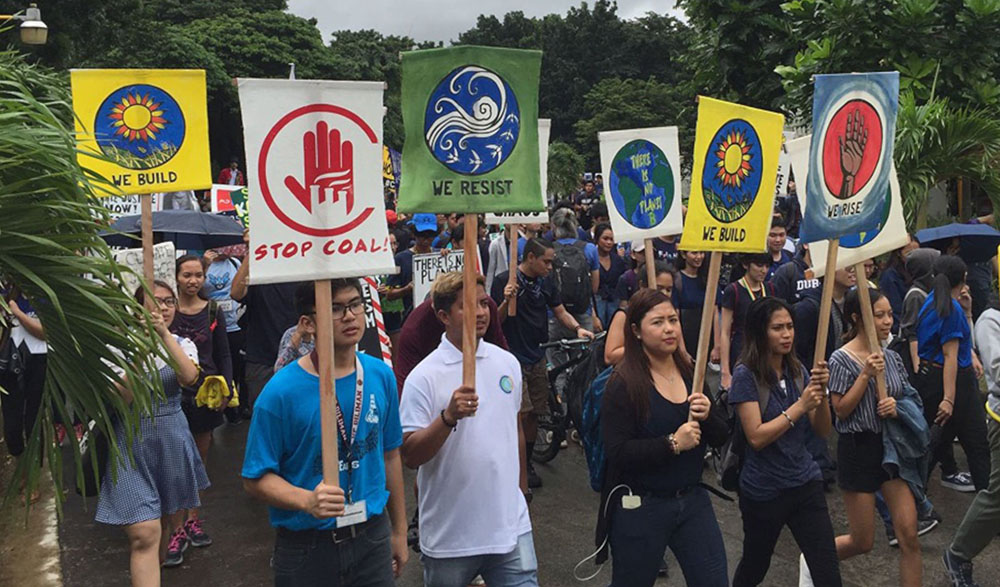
[462,214,478,389]
[507,223,519,316]
[314,280,340,485]
[140,194,155,310]
[644,238,656,288]
[689,252,722,420]
[812,240,839,368]
[853,261,888,400]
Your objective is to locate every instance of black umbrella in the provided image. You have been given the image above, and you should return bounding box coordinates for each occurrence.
[915,222,1000,264]
[100,210,246,250]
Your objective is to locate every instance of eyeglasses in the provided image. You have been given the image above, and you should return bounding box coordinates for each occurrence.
[155,297,177,307]
[332,300,366,320]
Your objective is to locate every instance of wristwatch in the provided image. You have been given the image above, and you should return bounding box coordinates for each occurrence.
[667,433,680,454]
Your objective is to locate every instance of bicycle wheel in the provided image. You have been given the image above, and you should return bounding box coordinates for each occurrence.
[532,414,563,463]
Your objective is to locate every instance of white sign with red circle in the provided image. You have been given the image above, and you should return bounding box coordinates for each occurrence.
[239,79,395,284]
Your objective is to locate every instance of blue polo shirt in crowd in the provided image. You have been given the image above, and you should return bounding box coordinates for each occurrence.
[728,364,821,501]
[242,352,403,531]
[916,292,973,368]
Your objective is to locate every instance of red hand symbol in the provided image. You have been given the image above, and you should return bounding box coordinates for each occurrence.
[284,121,354,214]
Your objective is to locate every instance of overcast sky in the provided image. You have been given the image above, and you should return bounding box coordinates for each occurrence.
[287,0,685,44]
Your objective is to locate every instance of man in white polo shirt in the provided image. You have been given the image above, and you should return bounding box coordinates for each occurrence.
[400,271,535,587]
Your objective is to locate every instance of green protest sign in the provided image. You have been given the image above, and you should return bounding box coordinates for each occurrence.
[397,46,543,214]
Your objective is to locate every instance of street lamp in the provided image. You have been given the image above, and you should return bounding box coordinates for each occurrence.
[0,3,47,45]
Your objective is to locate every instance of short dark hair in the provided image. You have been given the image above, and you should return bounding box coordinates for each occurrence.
[639,261,676,288]
[330,278,364,301]
[450,223,465,244]
[741,252,772,267]
[523,237,553,260]
[590,202,608,219]
[770,217,787,230]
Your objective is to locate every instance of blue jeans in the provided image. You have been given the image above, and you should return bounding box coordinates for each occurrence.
[609,487,728,587]
[271,515,394,587]
[595,298,618,328]
[421,531,538,587]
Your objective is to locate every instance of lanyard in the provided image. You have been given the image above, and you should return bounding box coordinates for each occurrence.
[310,351,365,502]
[738,277,766,302]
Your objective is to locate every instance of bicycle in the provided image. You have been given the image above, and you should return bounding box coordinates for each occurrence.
[533,331,607,463]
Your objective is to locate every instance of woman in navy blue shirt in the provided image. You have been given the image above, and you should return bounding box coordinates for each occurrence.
[597,289,728,586]
[676,250,709,360]
[729,297,839,587]
[594,223,626,328]
[915,255,990,490]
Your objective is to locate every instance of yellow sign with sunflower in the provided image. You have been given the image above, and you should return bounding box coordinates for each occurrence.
[681,96,785,253]
[70,69,211,196]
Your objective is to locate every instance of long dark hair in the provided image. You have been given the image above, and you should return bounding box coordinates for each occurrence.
[738,297,802,385]
[678,250,709,289]
[611,289,693,421]
[842,287,884,342]
[593,222,613,249]
[930,255,966,318]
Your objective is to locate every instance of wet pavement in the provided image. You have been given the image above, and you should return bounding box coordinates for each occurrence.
[55,421,1000,586]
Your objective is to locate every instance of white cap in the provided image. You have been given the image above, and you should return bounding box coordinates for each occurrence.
[631,239,645,252]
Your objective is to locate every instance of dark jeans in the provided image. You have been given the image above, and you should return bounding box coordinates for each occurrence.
[272,515,394,587]
[733,481,841,587]
[1,352,46,457]
[609,487,728,587]
[245,360,274,413]
[917,364,990,490]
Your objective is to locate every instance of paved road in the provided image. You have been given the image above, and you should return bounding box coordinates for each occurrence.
[57,422,1000,586]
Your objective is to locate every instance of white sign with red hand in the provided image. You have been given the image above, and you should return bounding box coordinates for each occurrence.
[238,79,396,284]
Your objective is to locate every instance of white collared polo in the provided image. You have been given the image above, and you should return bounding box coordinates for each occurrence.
[400,334,530,558]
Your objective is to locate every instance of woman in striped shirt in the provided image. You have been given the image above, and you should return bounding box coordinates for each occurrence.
[827,288,921,587]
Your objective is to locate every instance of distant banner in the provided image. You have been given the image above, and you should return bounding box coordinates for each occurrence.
[211,184,249,227]
[398,45,544,214]
[102,194,164,220]
[70,69,211,196]
[599,126,684,242]
[112,241,177,293]
[788,135,907,277]
[239,79,395,284]
[680,97,785,253]
[799,72,900,243]
[775,131,795,198]
[360,277,392,367]
[411,250,482,307]
[485,211,548,225]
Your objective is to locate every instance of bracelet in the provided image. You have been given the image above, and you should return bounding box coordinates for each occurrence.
[942,398,954,406]
[781,410,795,427]
[667,433,680,454]
[439,409,457,429]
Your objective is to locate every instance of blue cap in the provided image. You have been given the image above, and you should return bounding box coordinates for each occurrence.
[410,213,438,233]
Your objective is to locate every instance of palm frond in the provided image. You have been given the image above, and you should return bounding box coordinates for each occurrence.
[0,48,167,510]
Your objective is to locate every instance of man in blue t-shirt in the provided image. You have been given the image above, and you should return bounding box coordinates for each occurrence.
[242,278,408,586]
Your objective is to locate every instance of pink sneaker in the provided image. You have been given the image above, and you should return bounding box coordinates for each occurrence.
[184,518,212,547]
[163,527,189,568]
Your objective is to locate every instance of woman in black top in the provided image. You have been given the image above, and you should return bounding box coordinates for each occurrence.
[596,288,728,586]
[594,223,626,328]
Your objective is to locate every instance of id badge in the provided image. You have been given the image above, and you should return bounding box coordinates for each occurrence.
[218,300,234,312]
[336,500,367,528]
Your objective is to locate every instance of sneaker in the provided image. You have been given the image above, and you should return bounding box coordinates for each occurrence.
[918,510,942,536]
[527,463,542,489]
[163,527,189,568]
[942,472,976,493]
[887,528,899,547]
[184,518,212,547]
[943,549,980,587]
[469,576,486,585]
[658,557,669,578]
[799,553,814,587]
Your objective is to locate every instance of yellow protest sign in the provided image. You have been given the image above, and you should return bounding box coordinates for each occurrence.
[70,69,211,196]
[680,97,785,252]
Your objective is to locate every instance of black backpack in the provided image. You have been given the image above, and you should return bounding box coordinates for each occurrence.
[717,368,804,492]
[553,240,591,314]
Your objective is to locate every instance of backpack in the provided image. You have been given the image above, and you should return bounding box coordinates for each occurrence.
[717,368,804,492]
[565,334,607,432]
[581,365,614,492]
[553,240,592,314]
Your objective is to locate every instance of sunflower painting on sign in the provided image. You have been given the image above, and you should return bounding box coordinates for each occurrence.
[681,97,785,253]
[70,69,211,196]
[598,127,683,242]
[799,72,900,244]
[397,46,543,214]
